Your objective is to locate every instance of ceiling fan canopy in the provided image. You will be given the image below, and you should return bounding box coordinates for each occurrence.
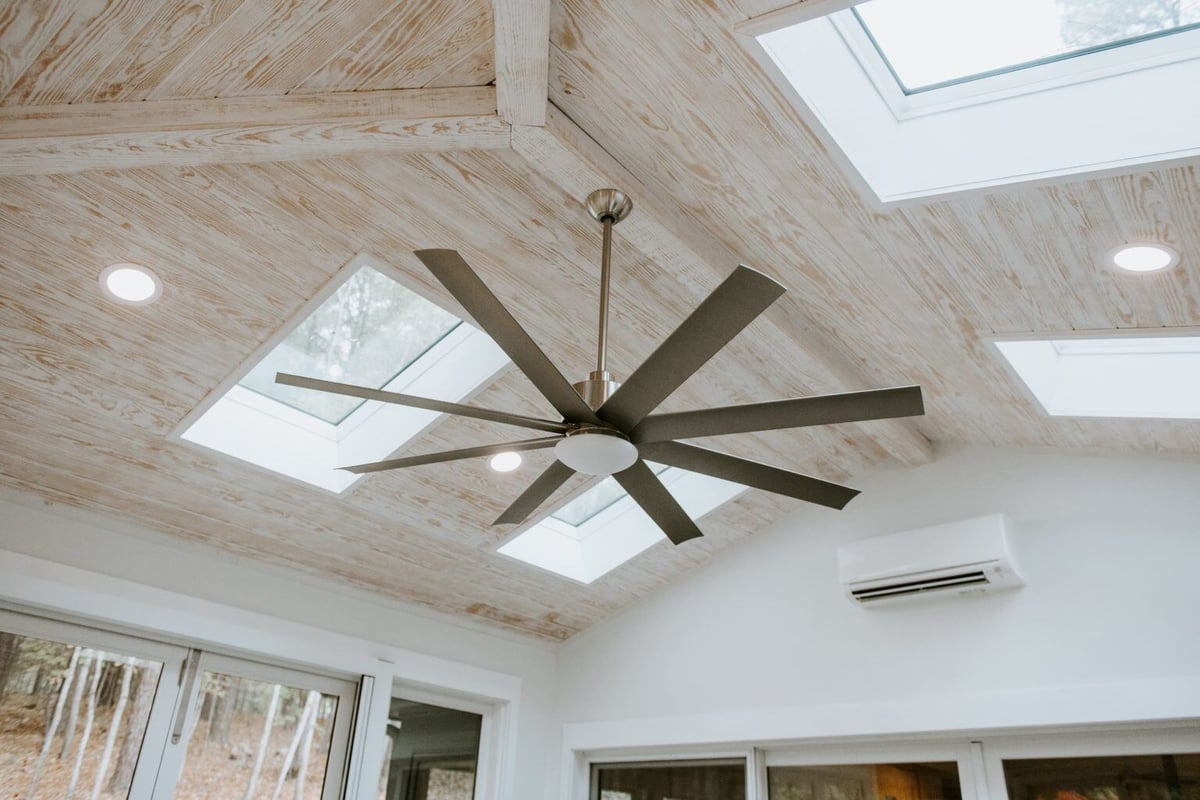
[276,189,925,546]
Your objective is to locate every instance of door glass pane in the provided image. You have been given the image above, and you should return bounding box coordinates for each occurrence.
[0,629,163,800]
[594,759,747,800]
[768,762,962,800]
[378,697,482,800]
[172,671,341,800]
[1003,753,1200,800]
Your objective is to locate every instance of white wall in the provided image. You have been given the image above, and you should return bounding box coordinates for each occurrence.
[555,447,1200,750]
[0,489,560,800]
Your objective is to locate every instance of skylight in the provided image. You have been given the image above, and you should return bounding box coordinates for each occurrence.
[499,466,747,584]
[550,464,669,526]
[176,255,509,492]
[994,335,1200,419]
[239,267,460,424]
[856,0,1200,92]
[747,1,1200,202]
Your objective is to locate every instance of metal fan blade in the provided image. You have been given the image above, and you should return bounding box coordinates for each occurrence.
[613,460,703,545]
[630,385,925,444]
[494,461,576,526]
[414,249,599,423]
[276,373,569,434]
[639,441,859,510]
[598,265,785,431]
[342,436,561,474]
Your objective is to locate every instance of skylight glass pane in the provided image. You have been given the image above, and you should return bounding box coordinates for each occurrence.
[239,267,461,424]
[551,463,670,526]
[855,0,1200,91]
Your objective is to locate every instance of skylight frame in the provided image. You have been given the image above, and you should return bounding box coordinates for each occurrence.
[496,466,748,584]
[850,5,1200,96]
[739,4,1200,205]
[991,330,1200,420]
[236,264,465,426]
[173,253,510,493]
[824,9,1200,119]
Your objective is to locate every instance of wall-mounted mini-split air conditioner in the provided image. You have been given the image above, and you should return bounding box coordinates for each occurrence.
[837,514,1024,605]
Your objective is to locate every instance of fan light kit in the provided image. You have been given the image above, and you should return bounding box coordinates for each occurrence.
[100,262,162,305]
[1108,243,1179,273]
[276,189,925,546]
[489,451,523,472]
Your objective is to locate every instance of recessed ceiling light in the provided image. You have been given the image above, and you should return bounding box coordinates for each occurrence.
[489,452,522,473]
[100,262,162,305]
[1108,243,1179,273]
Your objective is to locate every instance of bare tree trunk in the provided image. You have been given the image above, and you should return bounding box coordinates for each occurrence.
[25,646,81,800]
[378,733,394,800]
[0,631,20,701]
[209,676,234,744]
[107,662,155,793]
[270,691,319,800]
[242,683,282,800]
[90,658,133,800]
[61,654,91,759]
[66,652,105,800]
[293,694,319,800]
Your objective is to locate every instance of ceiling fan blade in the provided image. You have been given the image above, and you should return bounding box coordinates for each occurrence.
[494,460,576,526]
[598,265,785,431]
[630,385,925,444]
[414,249,599,423]
[276,373,569,434]
[639,441,859,510]
[342,436,561,474]
[613,460,703,545]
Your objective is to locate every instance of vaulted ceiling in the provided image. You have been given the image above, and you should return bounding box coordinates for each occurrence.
[1,0,1197,641]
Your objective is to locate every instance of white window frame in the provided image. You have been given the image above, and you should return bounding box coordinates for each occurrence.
[584,753,758,800]
[989,329,1200,421]
[152,650,360,800]
[0,604,361,800]
[0,605,187,800]
[174,252,510,493]
[978,726,1200,800]
[570,724,1200,800]
[763,740,981,800]
[735,1,1200,205]
[386,681,508,800]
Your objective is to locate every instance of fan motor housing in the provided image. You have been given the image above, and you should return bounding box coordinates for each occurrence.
[573,370,620,410]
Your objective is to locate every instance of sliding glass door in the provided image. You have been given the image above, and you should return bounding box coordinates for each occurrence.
[0,609,358,800]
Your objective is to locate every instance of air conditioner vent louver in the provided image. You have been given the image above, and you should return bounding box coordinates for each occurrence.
[838,514,1023,606]
[850,570,990,602]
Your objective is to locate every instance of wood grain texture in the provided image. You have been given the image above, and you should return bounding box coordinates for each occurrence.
[2,0,1199,642]
[0,88,507,175]
[494,0,550,125]
[1,0,497,104]
[0,151,874,639]
[548,0,1200,460]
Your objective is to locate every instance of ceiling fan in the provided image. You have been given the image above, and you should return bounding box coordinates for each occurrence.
[276,189,924,545]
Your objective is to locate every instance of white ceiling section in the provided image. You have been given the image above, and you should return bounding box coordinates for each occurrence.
[1,0,1198,646]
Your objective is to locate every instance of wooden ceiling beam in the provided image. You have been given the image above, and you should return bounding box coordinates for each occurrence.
[493,0,550,125]
[511,103,934,467]
[0,86,508,176]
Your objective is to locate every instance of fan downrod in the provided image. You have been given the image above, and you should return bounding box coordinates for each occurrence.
[575,189,634,411]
